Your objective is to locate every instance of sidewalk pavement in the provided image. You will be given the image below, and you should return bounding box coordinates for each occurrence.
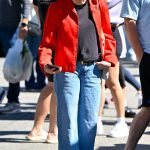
[0,58,149,150]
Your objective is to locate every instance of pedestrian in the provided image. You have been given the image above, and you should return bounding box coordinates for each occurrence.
[25,3,46,91]
[38,0,118,149]
[121,0,150,149]
[26,0,58,144]
[0,0,31,114]
[97,0,130,137]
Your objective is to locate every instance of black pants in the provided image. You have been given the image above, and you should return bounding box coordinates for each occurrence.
[139,52,150,107]
[7,82,19,103]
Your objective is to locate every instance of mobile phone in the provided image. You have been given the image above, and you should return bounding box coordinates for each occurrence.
[46,64,59,71]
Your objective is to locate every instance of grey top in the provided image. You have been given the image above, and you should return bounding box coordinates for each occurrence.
[121,0,150,54]
[0,0,31,28]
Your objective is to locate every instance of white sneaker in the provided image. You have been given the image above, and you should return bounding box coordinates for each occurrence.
[136,92,142,109]
[109,121,129,138]
[97,120,104,135]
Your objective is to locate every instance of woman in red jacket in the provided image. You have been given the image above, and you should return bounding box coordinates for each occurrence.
[38,0,118,149]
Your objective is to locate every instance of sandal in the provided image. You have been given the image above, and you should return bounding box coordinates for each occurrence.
[26,130,48,141]
[45,133,58,144]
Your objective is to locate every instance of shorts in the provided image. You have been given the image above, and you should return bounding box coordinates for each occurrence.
[139,52,150,107]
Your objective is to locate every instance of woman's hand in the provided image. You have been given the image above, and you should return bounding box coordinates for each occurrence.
[96,61,111,70]
[44,64,62,75]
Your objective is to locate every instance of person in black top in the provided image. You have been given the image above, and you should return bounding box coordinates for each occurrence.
[33,0,51,28]
[26,0,58,143]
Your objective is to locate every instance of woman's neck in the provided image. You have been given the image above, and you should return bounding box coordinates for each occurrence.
[72,0,87,5]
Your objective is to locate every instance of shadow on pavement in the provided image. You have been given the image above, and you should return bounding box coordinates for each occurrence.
[96,144,150,150]
[0,138,47,144]
[144,130,150,135]
[0,110,50,121]
[0,112,35,120]
[0,86,41,93]
[0,131,28,136]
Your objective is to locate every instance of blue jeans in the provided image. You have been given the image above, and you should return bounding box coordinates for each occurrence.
[54,62,102,150]
[123,66,141,91]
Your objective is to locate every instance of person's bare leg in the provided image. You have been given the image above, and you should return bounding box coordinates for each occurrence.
[47,89,58,143]
[98,79,106,117]
[106,62,125,118]
[125,107,150,150]
[28,82,53,136]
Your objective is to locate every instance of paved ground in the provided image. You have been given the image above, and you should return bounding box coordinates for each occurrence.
[0,58,150,150]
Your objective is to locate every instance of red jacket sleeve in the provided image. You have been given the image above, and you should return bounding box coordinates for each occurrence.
[38,4,58,71]
[99,0,118,66]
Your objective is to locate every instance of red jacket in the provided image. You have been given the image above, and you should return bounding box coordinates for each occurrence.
[38,0,118,72]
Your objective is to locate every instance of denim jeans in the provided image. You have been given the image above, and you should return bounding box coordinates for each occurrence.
[54,62,102,150]
[0,27,20,103]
